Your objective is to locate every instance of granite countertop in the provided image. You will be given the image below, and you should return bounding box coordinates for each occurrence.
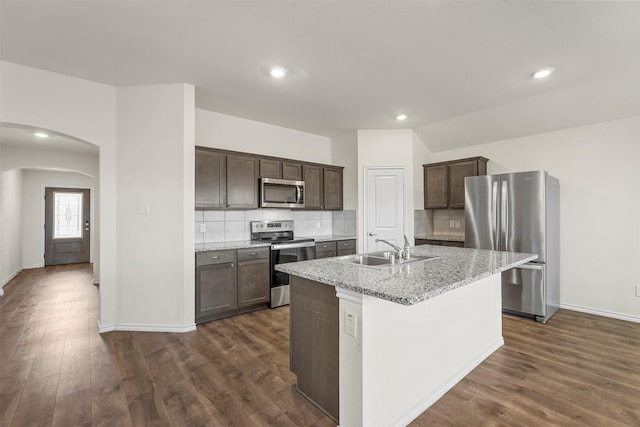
[195,240,271,252]
[276,245,537,306]
[415,235,465,242]
[313,235,357,242]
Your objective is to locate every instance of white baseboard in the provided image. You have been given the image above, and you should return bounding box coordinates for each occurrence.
[560,303,639,323]
[390,337,505,427]
[98,321,197,334]
[2,268,23,288]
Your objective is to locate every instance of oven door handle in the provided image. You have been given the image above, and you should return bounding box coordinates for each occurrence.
[272,242,315,250]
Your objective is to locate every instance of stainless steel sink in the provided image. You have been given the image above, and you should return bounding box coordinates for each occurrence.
[335,251,438,269]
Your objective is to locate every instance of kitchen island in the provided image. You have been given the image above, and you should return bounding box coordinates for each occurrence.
[276,245,536,427]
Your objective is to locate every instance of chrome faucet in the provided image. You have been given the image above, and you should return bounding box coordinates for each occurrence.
[375,235,411,261]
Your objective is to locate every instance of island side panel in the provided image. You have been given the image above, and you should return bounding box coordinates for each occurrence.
[337,273,503,427]
[289,276,339,421]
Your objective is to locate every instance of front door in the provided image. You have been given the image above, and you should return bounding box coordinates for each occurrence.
[45,187,90,265]
[364,168,405,252]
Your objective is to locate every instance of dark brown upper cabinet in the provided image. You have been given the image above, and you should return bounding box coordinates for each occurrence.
[226,154,259,209]
[259,158,282,179]
[323,167,343,211]
[196,148,258,210]
[282,161,303,180]
[423,164,448,209]
[423,157,488,209]
[196,147,343,210]
[303,164,323,210]
[195,149,226,209]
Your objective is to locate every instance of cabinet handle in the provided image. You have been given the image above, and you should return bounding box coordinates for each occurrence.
[211,256,220,259]
[230,263,234,268]
[323,245,328,248]
[250,252,257,256]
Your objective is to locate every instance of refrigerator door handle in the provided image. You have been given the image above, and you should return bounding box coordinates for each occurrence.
[492,181,499,249]
[501,180,508,250]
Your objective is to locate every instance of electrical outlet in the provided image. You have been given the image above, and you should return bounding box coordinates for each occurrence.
[345,311,357,338]
[199,223,206,233]
[635,285,640,297]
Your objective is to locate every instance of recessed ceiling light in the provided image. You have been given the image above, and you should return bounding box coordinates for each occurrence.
[34,132,49,138]
[532,68,554,79]
[270,67,286,78]
[396,114,408,121]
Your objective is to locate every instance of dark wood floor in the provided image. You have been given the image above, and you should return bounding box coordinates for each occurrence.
[1,264,638,426]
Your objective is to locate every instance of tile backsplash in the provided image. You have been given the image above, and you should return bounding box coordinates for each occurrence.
[195,209,357,243]
[415,209,465,239]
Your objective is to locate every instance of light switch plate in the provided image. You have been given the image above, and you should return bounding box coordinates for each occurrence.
[137,203,150,215]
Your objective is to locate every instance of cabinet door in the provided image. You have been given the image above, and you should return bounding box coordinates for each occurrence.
[303,164,323,210]
[260,159,282,179]
[282,161,303,180]
[323,167,343,210]
[449,160,478,208]
[237,258,270,307]
[196,262,237,323]
[227,154,259,208]
[424,164,448,209]
[195,150,226,209]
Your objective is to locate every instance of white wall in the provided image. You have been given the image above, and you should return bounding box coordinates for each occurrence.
[115,84,195,331]
[332,131,358,210]
[428,116,640,321]
[357,129,418,251]
[20,169,95,269]
[196,108,332,164]
[1,169,23,287]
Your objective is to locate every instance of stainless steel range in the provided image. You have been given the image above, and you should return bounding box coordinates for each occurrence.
[250,220,315,308]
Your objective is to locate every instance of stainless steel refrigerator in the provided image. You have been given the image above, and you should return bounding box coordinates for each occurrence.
[464,170,559,322]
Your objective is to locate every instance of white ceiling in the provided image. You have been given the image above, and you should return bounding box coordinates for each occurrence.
[1,1,639,152]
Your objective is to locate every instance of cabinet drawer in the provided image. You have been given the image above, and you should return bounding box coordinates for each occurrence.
[315,241,337,254]
[196,250,235,266]
[237,247,270,262]
[337,248,356,256]
[336,239,355,250]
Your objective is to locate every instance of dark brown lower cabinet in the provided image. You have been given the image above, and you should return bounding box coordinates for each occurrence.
[237,248,270,307]
[290,276,339,422]
[315,239,356,259]
[196,247,270,324]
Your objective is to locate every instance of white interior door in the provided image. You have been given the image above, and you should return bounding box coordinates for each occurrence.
[364,168,404,252]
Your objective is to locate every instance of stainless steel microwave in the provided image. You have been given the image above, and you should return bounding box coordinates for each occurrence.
[260,178,305,208]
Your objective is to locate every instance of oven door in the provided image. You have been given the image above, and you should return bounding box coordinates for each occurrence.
[270,244,315,308]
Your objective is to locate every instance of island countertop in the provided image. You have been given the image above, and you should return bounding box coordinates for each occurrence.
[276,245,537,305]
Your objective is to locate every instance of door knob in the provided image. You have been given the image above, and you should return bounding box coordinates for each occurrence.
[368,232,377,236]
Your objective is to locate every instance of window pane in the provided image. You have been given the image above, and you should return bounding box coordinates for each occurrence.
[54,192,83,239]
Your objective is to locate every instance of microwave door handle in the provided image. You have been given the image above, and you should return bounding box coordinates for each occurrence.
[296,186,302,204]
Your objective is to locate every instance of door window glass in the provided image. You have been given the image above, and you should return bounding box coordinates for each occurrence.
[54,192,83,238]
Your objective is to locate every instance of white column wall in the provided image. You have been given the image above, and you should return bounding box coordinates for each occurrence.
[427,116,640,321]
[357,129,416,252]
[114,83,195,331]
